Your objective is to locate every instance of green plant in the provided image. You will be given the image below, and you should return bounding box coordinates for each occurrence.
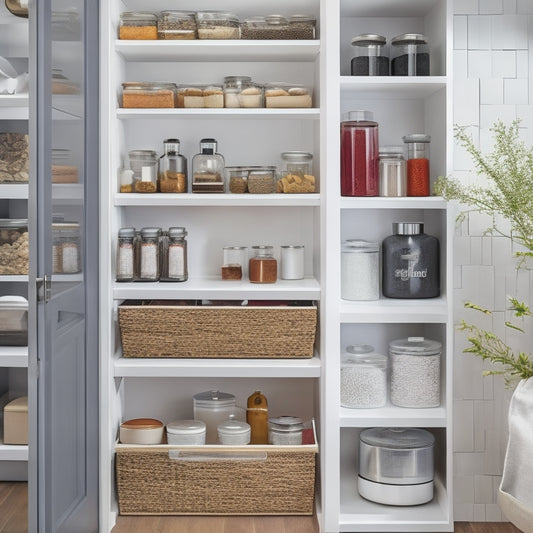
[435,120,533,383]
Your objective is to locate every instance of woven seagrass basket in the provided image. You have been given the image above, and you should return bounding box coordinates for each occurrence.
[118,303,317,359]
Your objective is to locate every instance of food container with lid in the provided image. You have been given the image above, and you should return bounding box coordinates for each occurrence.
[119,12,158,40]
[403,134,431,196]
[0,133,29,183]
[341,345,387,408]
[0,219,28,275]
[379,146,407,197]
[192,138,225,193]
[195,11,240,39]
[249,245,277,283]
[222,245,248,280]
[166,420,206,445]
[119,418,164,444]
[226,166,249,193]
[269,416,304,445]
[358,427,435,505]
[247,167,277,194]
[280,245,304,280]
[128,150,158,193]
[136,227,161,281]
[351,34,389,76]
[177,84,224,108]
[121,82,176,108]
[0,295,28,346]
[391,33,430,76]
[389,337,441,408]
[116,227,136,282]
[160,227,188,282]
[223,76,262,108]
[157,11,197,40]
[278,152,316,193]
[159,138,187,193]
[264,83,312,108]
[217,417,251,445]
[241,14,316,40]
[52,222,81,274]
[341,240,379,301]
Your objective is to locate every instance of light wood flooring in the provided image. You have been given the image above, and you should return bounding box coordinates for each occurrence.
[0,482,28,533]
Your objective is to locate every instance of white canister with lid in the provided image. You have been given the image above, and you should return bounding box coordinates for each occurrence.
[268,416,304,445]
[166,419,206,445]
[193,390,239,444]
[341,240,380,301]
[217,417,251,445]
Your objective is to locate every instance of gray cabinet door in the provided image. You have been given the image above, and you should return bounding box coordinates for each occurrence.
[28,0,99,531]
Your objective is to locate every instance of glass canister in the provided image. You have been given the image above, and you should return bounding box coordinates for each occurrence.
[0,219,28,275]
[280,245,305,280]
[341,240,379,301]
[247,167,277,194]
[136,227,160,281]
[116,227,135,282]
[159,139,187,193]
[341,110,379,196]
[129,149,158,193]
[222,246,248,280]
[195,11,240,39]
[121,82,176,109]
[269,416,304,445]
[223,76,252,108]
[341,344,387,408]
[391,33,430,76]
[226,166,249,193]
[193,390,237,444]
[382,222,440,299]
[160,227,187,282]
[279,151,316,193]
[166,420,206,445]
[351,34,389,76]
[191,138,225,193]
[157,11,197,40]
[379,146,407,197]
[389,337,442,407]
[217,417,251,445]
[403,134,431,196]
[249,245,277,283]
[52,222,81,274]
[119,12,157,40]
[281,151,313,175]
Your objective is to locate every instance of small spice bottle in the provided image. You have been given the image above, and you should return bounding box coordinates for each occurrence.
[119,12,158,40]
[129,150,158,193]
[247,391,269,444]
[137,227,161,281]
[351,34,389,76]
[116,227,136,282]
[341,240,379,301]
[159,139,187,193]
[160,227,188,282]
[249,245,277,284]
[280,245,305,280]
[379,146,407,197]
[222,246,248,280]
[403,134,431,196]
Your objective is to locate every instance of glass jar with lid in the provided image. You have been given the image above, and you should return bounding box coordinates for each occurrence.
[391,33,430,76]
[159,227,188,282]
[249,245,277,283]
[159,139,187,193]
[351,34,389,76]
[247,167,277,194]
[222,246,248,280]
[166,420,206,445]
[128,150,158,193]
[281,151,313,175]
[192,138,225,193]
[116,227,136,282]
[379,146,407,197]
[193,390,238,444]
[269,416,304,445]
[223,76,251,108]
[279,152,316,193]
[241,14,316,40]
[264,82,312,108]
[119,12,158,40]
[157,11,197,40]
[403,134,431,196]
[341,240,379,301]
[121,82,176,108]
[0,219,28,275]
[341,344,387,408]
[136,227,160,281]
[195,11,240,39]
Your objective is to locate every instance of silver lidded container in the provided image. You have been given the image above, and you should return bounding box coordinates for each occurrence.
[358,427,435,505]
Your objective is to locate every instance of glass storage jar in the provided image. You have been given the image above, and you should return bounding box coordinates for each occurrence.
[278,151,316,193]
[116,227,135,282]
[0,219,28,275]
[247,167,277,194]
[159,139,187,193]
[160,227,187,282]
[341,240,379,301]
[121,82,176,108]
[341,344,387,408]
[403,134,431,196]
[280,245,305,280]
[222,246,248,280]
[226,166,249,193]
[379,146,407,197]
[136,227,160,281]
[195,11,240,39]
[351,34,389,76]
[177,84,205,108]
[193,390,237,444]
[269,416,304,445]
[0,133,29,183]
[157,11,197,40]
[391,33,430,76]
[166,420,206,445]
[241,14,316,40]
[264,83,312,108]
[281,151,313,175]
[217,418,251,445]
[389,337,441,408]
[129,150,158,193]
[119,12,157,40]
[249,245,277,283]
[52,222,81,274]
[192,138,225,193]
[223,76,262,108]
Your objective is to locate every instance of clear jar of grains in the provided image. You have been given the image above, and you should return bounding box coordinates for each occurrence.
[116,227,136,282]
[160,227,188,282]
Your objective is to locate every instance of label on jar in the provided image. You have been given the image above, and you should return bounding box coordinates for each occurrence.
[395,252,427,281]
[168,244,185,278]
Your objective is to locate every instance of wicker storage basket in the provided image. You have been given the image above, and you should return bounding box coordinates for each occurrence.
[118,302,317,359]
[115,425,318,515]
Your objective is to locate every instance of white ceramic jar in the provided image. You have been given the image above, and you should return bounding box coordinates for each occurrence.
[166,420,206,445]
[217,418,251,445]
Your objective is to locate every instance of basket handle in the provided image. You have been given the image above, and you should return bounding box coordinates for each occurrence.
[168,450,267,462]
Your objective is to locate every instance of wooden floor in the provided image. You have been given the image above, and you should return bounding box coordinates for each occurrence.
[0,482,28,533]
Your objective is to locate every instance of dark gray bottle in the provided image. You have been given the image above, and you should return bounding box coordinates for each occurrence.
[382,222,439,298]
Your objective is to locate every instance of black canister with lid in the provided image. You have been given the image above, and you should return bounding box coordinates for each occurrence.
[382,222,439,299]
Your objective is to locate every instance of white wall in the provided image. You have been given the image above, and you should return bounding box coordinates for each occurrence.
[453,0,533,522]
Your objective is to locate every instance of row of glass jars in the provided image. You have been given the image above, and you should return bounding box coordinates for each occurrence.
[341,338,442,409]
[116,227,188,282]
[119,11,316,40]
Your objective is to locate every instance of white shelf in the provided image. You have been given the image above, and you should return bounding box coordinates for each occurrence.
[0,94,28,119]
[114,354,321,378]
[340,0,442,18]
[0,346,28,368]
[340,77,447,99]
[340,297,449,323]
[340,404,447,428]
[340,197,447,210]
[116,40,320,62]
[117,108,320,120]
[0,183,82,201]
[115,193,320,207]
[114,277,321,301]
[0,275,28,282]
[52,183,83,202]
[0,440,28,461]
[0,183,28,199]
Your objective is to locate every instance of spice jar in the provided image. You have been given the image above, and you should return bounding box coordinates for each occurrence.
[116,227,136,282]
[280,245,305,280]
[192,138,225,193]
[403,134,431,196]
[269,416,304,445]
[137,227,161,281]
[129,150,158,193]
[249,245,277,284]
[193,390,237,444]
[351,34,389,76]
[52,222,81,274]
[341,240,379,301]
[379,146,407,197]
[391,33,430,76]
[217,417,251,445]
[341,345,387,408]
[389,337,441,407]
[195,11,240,39]
[160,227,187,282]
[382,222,440,299]
[341,111,379,196]
[166,420,206,445]
[222,246,248,280]
[121,82,176,109]
[279,151,316,193]
[159,139,187,193]
[119,12,157,40]
[157,11,197,40]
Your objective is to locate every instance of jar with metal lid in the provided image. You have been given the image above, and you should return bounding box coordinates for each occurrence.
[136,227,160,281]
[160,227,187,282]
[358,427,435,505]
[351,34,389,76]
[226,166,249,193]
[281,151,313,175]
[195,11,240,39]
[166,420,206,445]
[391,33,430,76]
[247,167,277,194]
[116,228,135,282]
[192,138,225,193]
[52,222,81,274]
[217,417,251,445]
[157,11,197,40]
[341,345,387,408]
[389,337,441,408]
[241,14,316,40]
[280,245,304,280]
[403,134,431,196]
[379,146,407,197]
[128,150,158,193]
[269,416,304,445]
[159,139,187,193]
[279,152,316,193]
[223,76,251,108]
[193,390,238,444]
[249,245,277,283]
[119,12,158,40]
[222,246,248,280]
[341,240,379,301]
[0,219,28,275]
[121,82,176,108]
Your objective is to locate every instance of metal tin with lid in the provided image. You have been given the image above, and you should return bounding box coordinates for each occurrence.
[391,33,430,76]
[379,146,406,197]
[217,418,251,445]
[269,416,304,445]
[351,34,389,76]
[167,420,206,445]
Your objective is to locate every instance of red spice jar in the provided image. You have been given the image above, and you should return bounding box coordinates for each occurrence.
[340,110,379,196]
[249,246,277,283]
[403,134,431,196]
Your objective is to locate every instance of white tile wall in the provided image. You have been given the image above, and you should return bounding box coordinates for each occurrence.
[453,0,532,523]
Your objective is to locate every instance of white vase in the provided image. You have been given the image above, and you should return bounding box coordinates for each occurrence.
[498,378,533,533]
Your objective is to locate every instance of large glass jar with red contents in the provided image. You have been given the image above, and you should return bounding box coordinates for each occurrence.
[403,134,431,196]
[341,110,379,196]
